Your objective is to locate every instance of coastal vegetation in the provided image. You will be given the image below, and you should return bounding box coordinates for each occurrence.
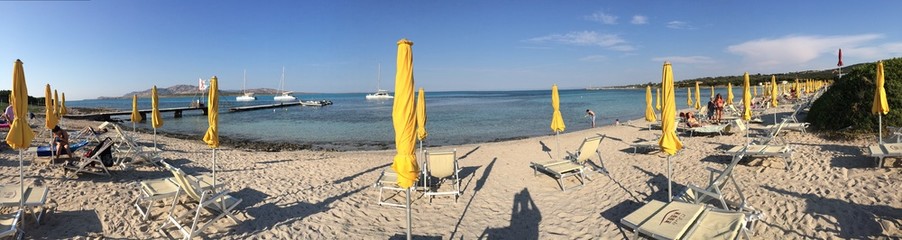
[808,58,902,135]
[623,64,862,88]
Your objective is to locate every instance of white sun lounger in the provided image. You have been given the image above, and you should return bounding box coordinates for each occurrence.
[0,185,49,224]
[135,162,214,221]
[621,200,754,240]
[159,166,242,240]
[688,124,730,137]
[864,142,902,168]
[530,135,604,191]
[423,150,461,202]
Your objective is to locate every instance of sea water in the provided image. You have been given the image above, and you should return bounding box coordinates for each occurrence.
[67,88,737,150]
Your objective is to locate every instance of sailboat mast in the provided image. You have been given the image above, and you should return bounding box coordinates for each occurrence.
[280,66,286,94]
[243,69,247,94]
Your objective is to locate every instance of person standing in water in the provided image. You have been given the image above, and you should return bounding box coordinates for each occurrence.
[585,109,596,128]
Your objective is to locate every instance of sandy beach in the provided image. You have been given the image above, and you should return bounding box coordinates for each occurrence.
[2,105,900,239]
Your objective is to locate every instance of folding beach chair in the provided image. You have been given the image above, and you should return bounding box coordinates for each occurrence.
[529,135,604,191]
[373,168,407,208]
[134,162,214,221]
[111,124,162,168]
[63,137,116,177]
[680,148,761,215]
[0,185,49,224]
[864,142,902,168]
[159,166,242,240]
[0,210,22,239]
[723,122,794,171]
[621,200,757,240]
[423,150,461,202]
[72,121,112,143]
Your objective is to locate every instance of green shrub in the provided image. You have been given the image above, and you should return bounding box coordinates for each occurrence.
[808,58,902,135]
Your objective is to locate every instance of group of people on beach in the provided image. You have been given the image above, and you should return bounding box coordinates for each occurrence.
[583,109,619,128]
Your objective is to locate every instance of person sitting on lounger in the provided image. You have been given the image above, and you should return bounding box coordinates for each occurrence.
[52,126,73,159]
[685,112,703,128]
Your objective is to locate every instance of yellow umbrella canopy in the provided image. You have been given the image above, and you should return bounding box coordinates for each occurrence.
[203,76,220,148]
[687,88,692,107]
[43,84,57,130]
[550,84,565,132]
[726,82,734,105]
[645,85,656,122]
[60,92,67,116]
[770,75,778,107]
[694,82,701,110]
[130,95,143,123]
[6,60,34,149]
[655,88,662,111]
[151,85,163,129]
[742,72,752,121]
[753,84,757,97]
[391,39,419,189]
[659,62,682,155]
[416,88,427,141]
[873,61,890,115]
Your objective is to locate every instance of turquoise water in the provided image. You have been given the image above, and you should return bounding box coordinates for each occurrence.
[67,88,738,150]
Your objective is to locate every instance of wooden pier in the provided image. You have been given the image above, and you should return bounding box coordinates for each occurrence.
[229,102,302,112]
[64,106,207,121]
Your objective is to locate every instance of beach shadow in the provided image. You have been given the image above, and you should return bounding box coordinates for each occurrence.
[232,188,269,210]
[633,166,688,202]
[333,162,391,185]
[232,186,367,236]
[479,188,541,240]
[458,146,480,160]
[388,234,442,240]
[763,185,902,238]
[705,141,736,152]
[457,166,481,180]
[699,154,731,164]
[450,158,495,239]
[604,172,641,203]
[600,200,643,239]
[30,209,102,239]
[538,141,552,159]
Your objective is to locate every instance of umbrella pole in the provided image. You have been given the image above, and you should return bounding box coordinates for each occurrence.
[153,128,157,151]
[555,131,560,160]
[667,155,672,202]
[419,140,425,190]
[212,148,217,192]
[406,187,412,240]
[879,114,884,144]
[18,150,24,209]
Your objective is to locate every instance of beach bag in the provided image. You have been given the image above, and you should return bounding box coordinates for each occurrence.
[84,137,115,167]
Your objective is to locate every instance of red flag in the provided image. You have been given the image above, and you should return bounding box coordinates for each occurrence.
[837,48,843,67]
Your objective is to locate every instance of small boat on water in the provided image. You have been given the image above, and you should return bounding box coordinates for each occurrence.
[236,70,257,102]
[300,100,333,107]
[274,67,297,102]
[365,64,393,100]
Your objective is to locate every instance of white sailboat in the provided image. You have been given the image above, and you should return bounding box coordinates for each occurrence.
[236,69,257,102]
[273,66,297,102]
[365,63,393,100]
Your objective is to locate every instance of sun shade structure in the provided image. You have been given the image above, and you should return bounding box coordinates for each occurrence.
[742,72,752,121]
[726,82,734,105]
[203,76,220,191]
[151,85,163,150]
[645,85,656,122]
[694,82,701,110]
[43,84,57,131]
[658,62,683,202]
[656,88,662,111]
[416,87,427,141]
[770,76,778,108]
[391,38,419,240]
[7,60,33,232]
[873,61,890,144]
[60,92,67,116]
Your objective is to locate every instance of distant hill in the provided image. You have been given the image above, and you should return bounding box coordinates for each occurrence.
[617,63,866,88]
[101,85,282,99]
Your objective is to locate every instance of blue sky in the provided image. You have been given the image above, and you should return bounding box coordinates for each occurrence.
[3,0,902,100]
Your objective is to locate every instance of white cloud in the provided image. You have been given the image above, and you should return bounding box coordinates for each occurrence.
[580,55,607,62]
[631,15,648,25]
[527,31,634,51]
[726,34,885,67]
[651,56,715,64]
[666,21,695,30]
[585,11,618,25]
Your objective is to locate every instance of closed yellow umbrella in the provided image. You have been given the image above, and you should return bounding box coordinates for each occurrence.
[60,92,67,116]
[6,59,33,211]
[43,84,57,131]
[687,88,692,107]
[710,85,715,100]
[753,84,757,97]
[391,38,418,239]
[873,61,890,144]
[151,85,163,150]
[203,76,220,189]
[655,88,662,111]
[658,62,682,202]
[53,89,60,122]
[6,60,33,149]
[742,73,752,121]
[130,95,142,128]
[770,75,778,107]
[694,82,701,110]
[645,85,656,122]
[416,88,427,141]
[550,84,565,133]
[726,82,734,105]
